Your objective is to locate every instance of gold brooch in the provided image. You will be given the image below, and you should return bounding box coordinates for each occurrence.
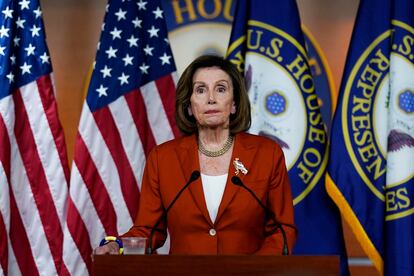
[233,158,248,175]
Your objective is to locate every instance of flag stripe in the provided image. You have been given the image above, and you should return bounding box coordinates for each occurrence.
[109,95,146,190]
[77,106,132,230]
[0,96,38,276]
[6,245,21,276]
[71,162,106,237]
[9,189,39,276]
[155,73,180,137]
[64,162,108,275]
[93,106,140,220]
[0,111,11,179]
[0,114,10,275]
[11,143,55,274]
[20,81,69,229]
[36,75,70,182]
[13,90,67,275]
[0,211,7,275]
[0,97,13,182]
[124,90,156,156]
[73,134,118,235]
[140,81,175,145]
[71,157,110,242]
[64,196,92,275]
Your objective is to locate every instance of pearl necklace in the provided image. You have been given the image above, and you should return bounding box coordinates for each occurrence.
[198,135,234,157]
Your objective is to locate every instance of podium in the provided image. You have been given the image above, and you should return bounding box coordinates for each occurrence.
[93,255,339,275]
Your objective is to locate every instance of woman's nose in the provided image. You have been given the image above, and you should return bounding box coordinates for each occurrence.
[207,91,216,104]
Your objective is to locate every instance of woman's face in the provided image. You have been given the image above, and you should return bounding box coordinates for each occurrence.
[189,66,236,130]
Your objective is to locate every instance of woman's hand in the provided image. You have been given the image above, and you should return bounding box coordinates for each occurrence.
[94,241,120,255]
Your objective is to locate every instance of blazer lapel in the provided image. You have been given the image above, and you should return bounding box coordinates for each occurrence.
[215,133,258,224]
[175,135,213,225]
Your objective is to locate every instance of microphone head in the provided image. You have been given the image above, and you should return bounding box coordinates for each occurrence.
[231,176,242,186]
[190,170,201,181]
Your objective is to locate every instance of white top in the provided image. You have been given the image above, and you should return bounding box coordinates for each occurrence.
[201,173,228,223]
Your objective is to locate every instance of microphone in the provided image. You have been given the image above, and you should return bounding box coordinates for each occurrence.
[146,170,200,255]
[231,176,289,255]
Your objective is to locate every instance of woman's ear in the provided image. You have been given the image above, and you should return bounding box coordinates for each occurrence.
[188,105,193,116]
[231,102,236,114]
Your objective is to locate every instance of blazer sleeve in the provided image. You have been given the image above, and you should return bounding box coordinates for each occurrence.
[121,147,167,251]
[255,143,297,255]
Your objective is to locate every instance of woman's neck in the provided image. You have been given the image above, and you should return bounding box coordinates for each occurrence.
[198,128,231,149]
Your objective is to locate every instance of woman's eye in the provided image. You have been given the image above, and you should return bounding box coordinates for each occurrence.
[217,86,226,93]
[195,87,205,94]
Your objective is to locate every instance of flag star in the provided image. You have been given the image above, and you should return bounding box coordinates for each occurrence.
[20,62,32,74]
[40,52,50,64]
[2,6,13,18]
[105,4,109,12]
[118,73,130,85]
[122,54,134,66]
[143,45,154,56]
[147,26,159,38]
[100,65,112,78]
[96,85,108,97]
[127,35,138,47]
[33,6,42,18]
[16,17,25,28]
[137,0,147,10]
[0,46,6,56]
[164,38,170,44]
[19,0,30,10]
[110,27,122,40]
[139,63,149,74]
[30,25,41,37]
[10,55,16,64]
[159,53,172,65]
[132,17,142,28]
[101,23,105,31]
[0,25,9,38]
[105,46,118,59]
[14,37,20,46]
[6,72,14,83]
[152,7,163,19]
[114,8,126,21]
[25,43,36,56]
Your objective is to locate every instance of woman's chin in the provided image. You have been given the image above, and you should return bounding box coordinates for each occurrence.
[199,122,230,130]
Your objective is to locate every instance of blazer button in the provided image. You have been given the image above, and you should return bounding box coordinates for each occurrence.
[209,228,217,236]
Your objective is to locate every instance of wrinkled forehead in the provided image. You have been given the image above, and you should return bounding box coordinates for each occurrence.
[192,66,232,85]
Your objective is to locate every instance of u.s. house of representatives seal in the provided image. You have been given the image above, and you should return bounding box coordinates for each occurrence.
[227,20,328,205]
[343,20,414,220]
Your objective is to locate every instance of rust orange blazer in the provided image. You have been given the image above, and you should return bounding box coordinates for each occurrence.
[123,132,297,255]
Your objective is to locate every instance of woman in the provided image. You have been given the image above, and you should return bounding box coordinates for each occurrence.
[95,55,296,255]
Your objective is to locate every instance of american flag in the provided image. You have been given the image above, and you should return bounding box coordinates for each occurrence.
[62,0,179,274]
[0,0,70,275]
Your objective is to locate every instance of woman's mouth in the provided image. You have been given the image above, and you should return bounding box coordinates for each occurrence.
[205,110,219,114]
